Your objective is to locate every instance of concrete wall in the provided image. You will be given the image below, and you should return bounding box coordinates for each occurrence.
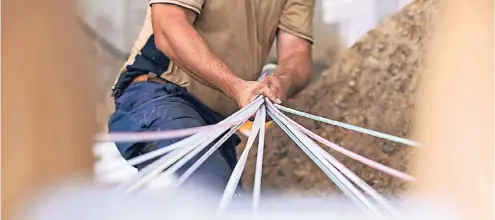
[78,0,147,54]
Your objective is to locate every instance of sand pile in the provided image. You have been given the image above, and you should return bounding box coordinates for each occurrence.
[241,0,439,196]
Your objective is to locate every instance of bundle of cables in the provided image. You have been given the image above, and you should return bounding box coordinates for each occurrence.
[95,92,419,218]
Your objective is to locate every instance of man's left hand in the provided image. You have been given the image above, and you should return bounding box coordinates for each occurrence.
[247,75,290,122]
[259,75,290,103]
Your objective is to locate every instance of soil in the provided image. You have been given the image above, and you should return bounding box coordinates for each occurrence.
[239,0,438,196]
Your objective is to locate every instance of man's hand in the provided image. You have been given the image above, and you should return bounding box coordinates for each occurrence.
[233,76,287,122]
[232,79,282,108]
[236,28,312,112]
[259,75,289,101]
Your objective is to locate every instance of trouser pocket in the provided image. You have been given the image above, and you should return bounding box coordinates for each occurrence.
[108,110,146,160]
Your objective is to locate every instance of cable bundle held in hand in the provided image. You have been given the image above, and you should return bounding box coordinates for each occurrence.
[96,96,418,218]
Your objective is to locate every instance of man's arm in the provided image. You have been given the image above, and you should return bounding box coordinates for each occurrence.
[275,29,313,99]
[260,29,313,101]
[150,4,279,107]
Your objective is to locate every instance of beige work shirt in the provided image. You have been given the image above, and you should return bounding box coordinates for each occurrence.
[115,0,314,117]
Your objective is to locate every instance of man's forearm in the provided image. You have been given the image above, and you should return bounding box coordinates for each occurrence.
[151,5,243,100]
[274,29,313,100]
[274,52,313,99]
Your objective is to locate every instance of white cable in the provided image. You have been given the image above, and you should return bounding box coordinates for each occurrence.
[286,118,415,181]
[270,102,399,217]
[95,119,242,143]
[163,123,242,186]
[170,122,244,187]
[98,134,204,175]
[266,101,382,216]
[106,94,403,217]
[217,109,264,215]
[277,114,407,216]
[266,110,363,206]
[117,128,227,193]
[116,100,263,193]
[101,98,264,174]
[275,104,420,147]
[318,147,400,217]
[149,124,243,187]
[124,97,262,166]
[252,105,266,214]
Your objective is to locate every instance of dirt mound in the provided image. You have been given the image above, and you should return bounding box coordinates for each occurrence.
[240,0,438,196]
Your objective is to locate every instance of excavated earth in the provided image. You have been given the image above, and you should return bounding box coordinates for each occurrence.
[239,0,438,196]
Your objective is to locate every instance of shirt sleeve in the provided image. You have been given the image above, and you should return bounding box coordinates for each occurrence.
[149,0,204,14]
[278,0,315,43]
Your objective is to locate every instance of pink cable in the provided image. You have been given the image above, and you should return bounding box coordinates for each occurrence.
[280,113,416,182]
[95,119,243,143]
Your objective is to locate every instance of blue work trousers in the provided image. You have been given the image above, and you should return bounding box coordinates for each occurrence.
[108,81,240,192]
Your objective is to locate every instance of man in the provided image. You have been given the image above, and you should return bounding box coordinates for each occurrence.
[109,0,314,191]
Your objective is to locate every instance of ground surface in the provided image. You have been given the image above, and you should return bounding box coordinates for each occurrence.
[91,0,438,196]
[239,0,437,196]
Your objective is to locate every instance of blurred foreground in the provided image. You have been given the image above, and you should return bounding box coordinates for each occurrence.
[2,0,493,219]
